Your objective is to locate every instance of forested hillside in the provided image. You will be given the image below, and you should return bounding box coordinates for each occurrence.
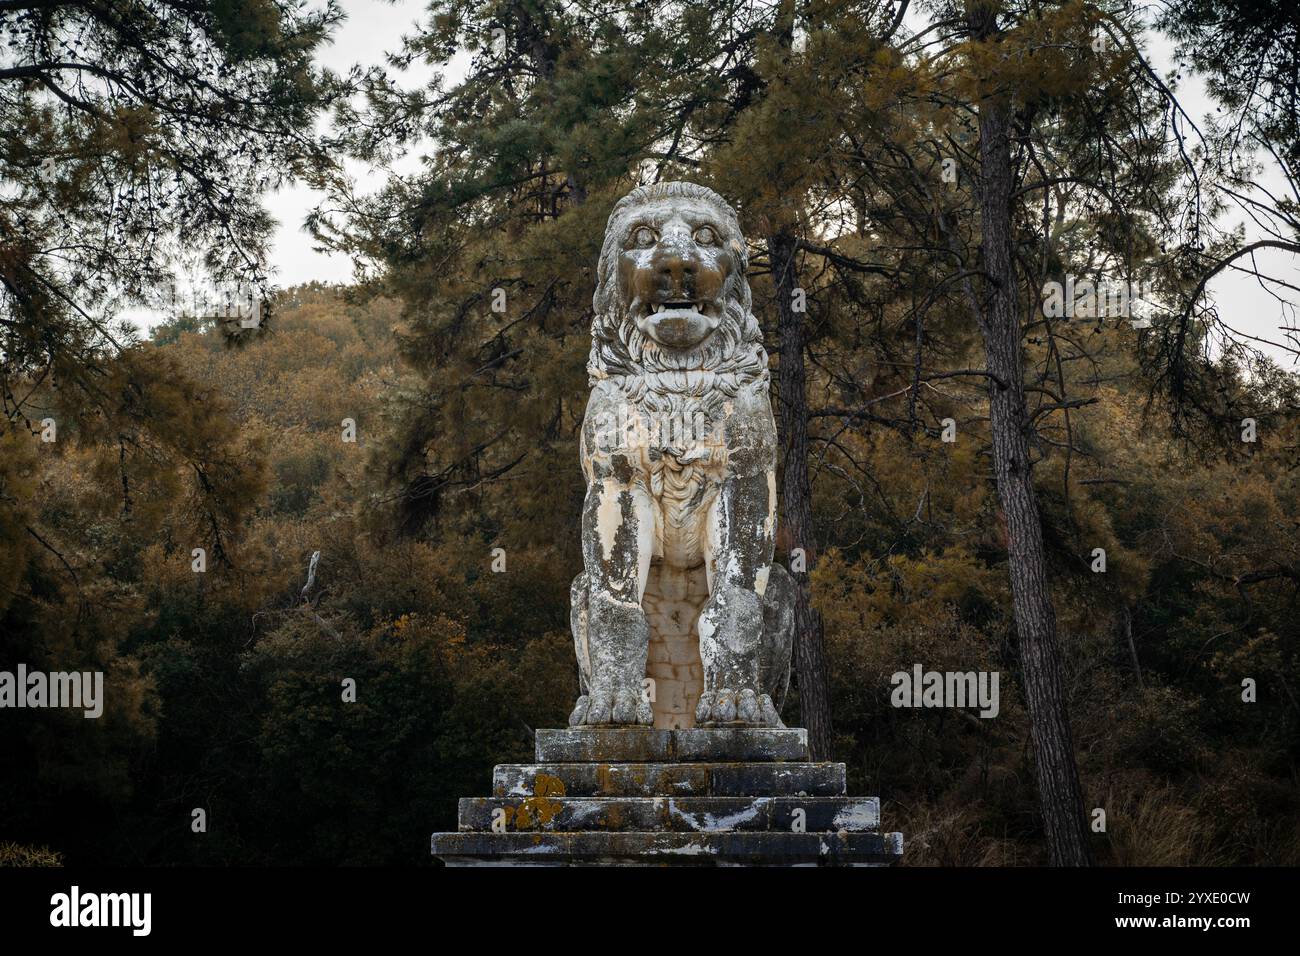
[2,282,1296,865]
[2,286,575,864]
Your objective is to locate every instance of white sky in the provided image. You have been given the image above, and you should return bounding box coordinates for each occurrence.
[253,0,1297,362]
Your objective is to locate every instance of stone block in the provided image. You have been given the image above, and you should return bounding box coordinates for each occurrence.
[708,762,845,797]
[458,796,879,833]
[536,728,674,762]
[493,763,709,798]
[535,727,809,763]
[655,679,687,713]
[670,664,698,682]
[672,728,808,762]
[645,661,675,682]
[431,830,904,866]
[656,567,689,600]
[666,638,702,665]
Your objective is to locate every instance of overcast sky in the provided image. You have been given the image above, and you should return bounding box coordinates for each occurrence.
[259,0,434,289]
[255,0,1298,363]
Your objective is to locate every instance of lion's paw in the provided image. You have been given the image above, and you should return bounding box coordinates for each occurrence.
[569,685,653,727]
[694,688,782,727]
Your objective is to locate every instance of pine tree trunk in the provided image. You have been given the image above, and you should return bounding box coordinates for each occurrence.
[971,49,1094,866]
[768,229,833,760]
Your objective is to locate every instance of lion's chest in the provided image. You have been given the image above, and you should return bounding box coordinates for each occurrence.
[634,397,728,568]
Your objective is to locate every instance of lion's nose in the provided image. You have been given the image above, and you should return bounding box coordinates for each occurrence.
[652,241,696,287]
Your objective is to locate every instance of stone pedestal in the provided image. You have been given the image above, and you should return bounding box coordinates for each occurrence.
[431,728,903,866]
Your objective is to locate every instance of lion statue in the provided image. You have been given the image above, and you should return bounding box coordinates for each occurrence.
[568,181,795,730]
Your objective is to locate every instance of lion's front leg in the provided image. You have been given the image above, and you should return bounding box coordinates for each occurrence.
[568,473,656,727]
[696,466,782,727]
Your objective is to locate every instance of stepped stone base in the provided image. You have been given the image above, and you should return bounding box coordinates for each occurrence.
[432,728,903,867]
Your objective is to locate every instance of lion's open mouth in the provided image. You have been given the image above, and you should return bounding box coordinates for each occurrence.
[633,296,724,350]
[646,299,713,317]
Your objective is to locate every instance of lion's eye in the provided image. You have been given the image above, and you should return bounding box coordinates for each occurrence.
[632,226,656,248]
[694,226,718,246]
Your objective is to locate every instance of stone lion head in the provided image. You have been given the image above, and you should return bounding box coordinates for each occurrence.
[589,182,769,405]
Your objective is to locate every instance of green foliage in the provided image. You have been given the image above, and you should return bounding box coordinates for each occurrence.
[0,287,575,864]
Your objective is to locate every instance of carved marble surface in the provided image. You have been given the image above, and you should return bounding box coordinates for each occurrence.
[568,182,794,729]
